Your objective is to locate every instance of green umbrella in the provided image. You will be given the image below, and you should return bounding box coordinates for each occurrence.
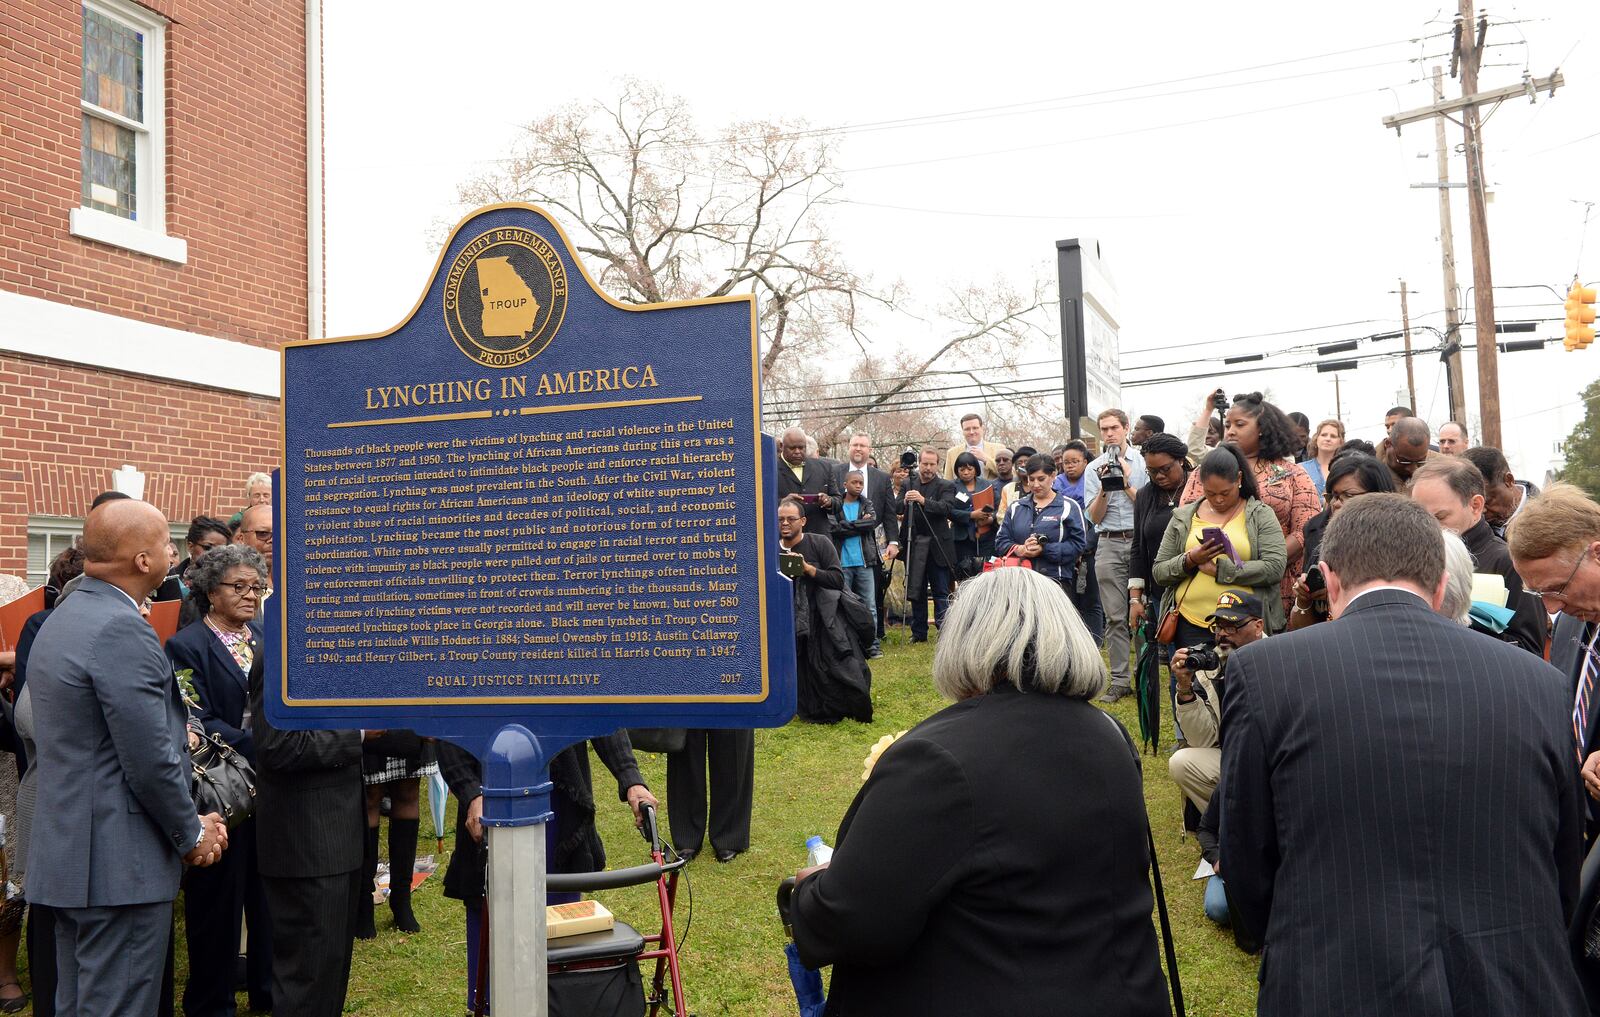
[1133,617,1162,753]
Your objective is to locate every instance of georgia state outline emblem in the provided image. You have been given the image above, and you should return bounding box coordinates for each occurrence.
[441,227,569,368]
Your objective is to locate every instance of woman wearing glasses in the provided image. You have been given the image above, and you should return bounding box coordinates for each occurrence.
[1288,454,1397,631]
[165,544,275,1016]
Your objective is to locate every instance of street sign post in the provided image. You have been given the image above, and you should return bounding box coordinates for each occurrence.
[266,203,796,1015]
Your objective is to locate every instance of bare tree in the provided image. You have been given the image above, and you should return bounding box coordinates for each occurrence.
[457,82,1052,415]
[456,80,890,394]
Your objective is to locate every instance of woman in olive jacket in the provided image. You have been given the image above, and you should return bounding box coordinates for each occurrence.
[1152,445,1289,636]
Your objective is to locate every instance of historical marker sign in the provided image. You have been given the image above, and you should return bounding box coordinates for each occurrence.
[266,203,796,752]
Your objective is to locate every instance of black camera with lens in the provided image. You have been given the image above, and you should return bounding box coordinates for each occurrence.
[1211,388,1230,413]
[1184,644,1222,673]
[899,448,918,469]
[1100,443,1126,491]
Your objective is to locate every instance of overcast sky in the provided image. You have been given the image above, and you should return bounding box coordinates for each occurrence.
[324,0,1598,479]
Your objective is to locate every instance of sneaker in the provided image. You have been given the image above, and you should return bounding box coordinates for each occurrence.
[867,646,884,659]
[1097,686,1132,704]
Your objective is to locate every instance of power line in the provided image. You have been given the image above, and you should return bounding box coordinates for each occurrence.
[837,85,1407,175]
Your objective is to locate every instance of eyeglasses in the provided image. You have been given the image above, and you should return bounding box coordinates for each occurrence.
[224,581,270,598]
[1326,488,1363,505]
[1526,550,1589,602]
[1393,456,1428,467]
[241,529,273,542]
[1148,460,1182,478]
[1210,618,1251,635]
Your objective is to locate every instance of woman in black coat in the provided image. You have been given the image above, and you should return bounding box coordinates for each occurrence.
[437,736,655,1013]
[790,566,1171,1017]
[163,544,274,1016]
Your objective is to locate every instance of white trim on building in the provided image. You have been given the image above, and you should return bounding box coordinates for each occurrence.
[0,289,280,398]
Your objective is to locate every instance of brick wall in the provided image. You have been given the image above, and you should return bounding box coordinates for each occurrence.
[0,0,309,347]
[0,352,282,576]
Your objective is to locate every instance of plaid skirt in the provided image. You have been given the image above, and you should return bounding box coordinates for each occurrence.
[362,754,439,784]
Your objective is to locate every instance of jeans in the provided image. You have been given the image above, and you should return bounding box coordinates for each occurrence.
[1204,874,1231,925]
[842,565,879,652]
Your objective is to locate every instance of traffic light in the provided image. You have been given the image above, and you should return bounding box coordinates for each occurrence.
[1567,280,1597,350]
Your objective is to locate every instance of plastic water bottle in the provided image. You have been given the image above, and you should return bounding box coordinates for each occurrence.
[805,835,833,866]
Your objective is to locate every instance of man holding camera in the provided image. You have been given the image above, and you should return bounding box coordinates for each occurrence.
[1169,591,1264,814]
[1083,409,1149,702]
[898,448,960,642]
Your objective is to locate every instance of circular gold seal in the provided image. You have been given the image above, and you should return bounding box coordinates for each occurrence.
[441,227,569,368]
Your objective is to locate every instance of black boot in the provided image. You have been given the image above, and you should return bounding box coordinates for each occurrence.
[356,825,379,939]
[388,817,422,933]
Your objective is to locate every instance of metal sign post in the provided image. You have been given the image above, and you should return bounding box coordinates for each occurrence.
[268,203,798,1014]
[483,724,558,1017]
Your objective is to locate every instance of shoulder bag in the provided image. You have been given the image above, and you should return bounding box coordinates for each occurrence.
[191,731,257,828]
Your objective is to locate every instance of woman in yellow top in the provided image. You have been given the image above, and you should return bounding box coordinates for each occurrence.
[1153,444,1289,649]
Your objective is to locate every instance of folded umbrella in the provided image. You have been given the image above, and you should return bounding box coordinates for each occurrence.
[784,941,826,1017]
[1133,617,1162,754]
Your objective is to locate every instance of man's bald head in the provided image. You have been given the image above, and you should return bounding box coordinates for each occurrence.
[781,428,808,467]
[1391,417,1432,481]
[235,502,275,575]
[1393,417,1431,446]
[82,499,171,599]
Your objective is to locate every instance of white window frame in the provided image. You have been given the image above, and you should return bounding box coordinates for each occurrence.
[70,0,186,264]
[27,517,83,590]
[27,515,190,588]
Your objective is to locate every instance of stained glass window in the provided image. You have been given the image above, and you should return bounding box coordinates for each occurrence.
[80,5,146,221]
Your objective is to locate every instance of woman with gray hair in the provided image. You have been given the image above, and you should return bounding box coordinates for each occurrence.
[1439,529,1475,625]
[789,567,1171,1016]
[165,543,275,1013]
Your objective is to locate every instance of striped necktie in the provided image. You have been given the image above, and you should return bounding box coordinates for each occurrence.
[1576,642,1596,764]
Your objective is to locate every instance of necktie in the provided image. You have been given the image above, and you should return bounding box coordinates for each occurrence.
[1575,640,1596,763]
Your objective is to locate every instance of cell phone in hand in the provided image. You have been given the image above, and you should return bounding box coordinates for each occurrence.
[779,551,807,579]
[1199,526,1243,566]
[800,493,821,505]
[1305,564,1325,593]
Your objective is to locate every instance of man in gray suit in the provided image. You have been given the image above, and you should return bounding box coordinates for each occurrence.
[27,499,227,1017]
[1221,494,1585,1016]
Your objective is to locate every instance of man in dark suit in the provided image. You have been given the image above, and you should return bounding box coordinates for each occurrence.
[777,427,837,537]
[249,652,369,1017]
[27,499,228,1017]
[897,448,959,642]
[836,432,900,650]
[1221,494,1585,1016]
[1409,456,1546,655]
[1464,445,1541,539]
[1509,483,1600,1011]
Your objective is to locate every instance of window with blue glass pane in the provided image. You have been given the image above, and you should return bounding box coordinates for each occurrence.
[80,5,145,220]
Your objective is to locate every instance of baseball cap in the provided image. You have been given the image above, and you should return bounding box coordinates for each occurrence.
[1207,591,1263,626]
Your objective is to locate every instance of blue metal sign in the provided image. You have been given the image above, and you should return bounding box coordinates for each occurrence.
[266,203,796,757]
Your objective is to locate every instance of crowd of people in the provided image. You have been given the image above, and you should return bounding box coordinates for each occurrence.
[5,390,1600,1016]
[779,396,1600,1016]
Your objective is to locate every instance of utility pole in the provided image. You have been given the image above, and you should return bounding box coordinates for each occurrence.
[1382,21,1563,444]
[1399,279,1417,410]
[1432,67,1467,424]
[1458,0,1500,446]
[1334,373,1342,421]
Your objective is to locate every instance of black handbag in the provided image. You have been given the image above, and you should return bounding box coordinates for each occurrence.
[191,731,257,828]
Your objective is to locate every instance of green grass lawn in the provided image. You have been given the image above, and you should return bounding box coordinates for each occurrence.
[318,628,1259,1016]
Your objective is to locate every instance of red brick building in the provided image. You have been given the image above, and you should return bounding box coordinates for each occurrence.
[0,0,319,584]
